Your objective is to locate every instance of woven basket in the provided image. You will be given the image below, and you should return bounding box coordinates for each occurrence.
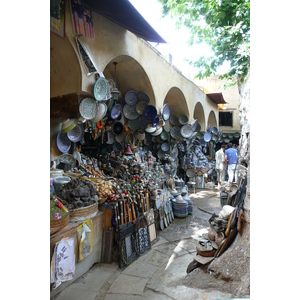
[50,213,69,235]
[69,202,98,220]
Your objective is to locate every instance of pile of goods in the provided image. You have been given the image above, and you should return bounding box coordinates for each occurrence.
[57,178,98,210]
[85,177,115,204]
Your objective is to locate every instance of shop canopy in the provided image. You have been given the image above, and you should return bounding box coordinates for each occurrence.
[84,0,167,43]
[206,92,227,105]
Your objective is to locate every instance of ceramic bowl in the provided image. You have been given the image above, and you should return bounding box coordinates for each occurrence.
[161,103,171,121]
[179,114,189,125]
[67,123,84,143]
[123,103,139,120]
[94,77,109,101]
[125,90,139,106]
[136,101,148,115]
[56,131,71,153]
[111,103,122,119]
[144,105,157,121]
[90,102,107,123]
[138,91,150,103]
[204,132,212,142]
[112,122,124,135]
[151,126,163,136]
[180,124,193,138]
[145,124,156,134]
[61,118,78,133]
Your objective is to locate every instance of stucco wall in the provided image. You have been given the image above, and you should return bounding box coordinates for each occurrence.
[50,0,218,130]
[196,75,241,132]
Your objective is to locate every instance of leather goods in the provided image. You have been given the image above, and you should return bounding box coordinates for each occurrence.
[237,209,244,232]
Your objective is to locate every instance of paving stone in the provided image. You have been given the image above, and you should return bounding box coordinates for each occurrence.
[138,249,169,266]
[70,268,114,292]
[121,259,160,278]
[104,294,142,300]
[107,274,148,295]
[154,241,189,257]
[54,286,98,300]
[147,253,195,287]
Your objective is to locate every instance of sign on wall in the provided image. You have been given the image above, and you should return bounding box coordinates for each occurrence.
[50,0,65,38]
[70,0,95,39]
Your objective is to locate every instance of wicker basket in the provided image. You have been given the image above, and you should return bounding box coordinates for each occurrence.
[69,202,98,221]
[50,213,69,235]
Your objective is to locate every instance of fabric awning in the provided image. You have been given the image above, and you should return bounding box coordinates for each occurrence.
[84,0,167,43]
[206,92,227,105]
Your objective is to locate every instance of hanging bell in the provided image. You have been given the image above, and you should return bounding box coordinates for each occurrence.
[125,144,133,155]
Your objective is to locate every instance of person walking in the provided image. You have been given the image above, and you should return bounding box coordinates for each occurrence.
[225,142,238,183]
[215,144,226,189]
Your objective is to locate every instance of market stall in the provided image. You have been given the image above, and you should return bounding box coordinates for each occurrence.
[50,73,241,294]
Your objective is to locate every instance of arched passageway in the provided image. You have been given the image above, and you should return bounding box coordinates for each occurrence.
[193,102,206,131]
[103,55,155,106]
[163,87,189,118]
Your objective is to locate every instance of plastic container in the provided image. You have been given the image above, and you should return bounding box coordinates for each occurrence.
[50,169,63,178]
[53,176,71,193]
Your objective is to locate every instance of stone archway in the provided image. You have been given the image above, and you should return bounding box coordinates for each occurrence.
[163,87,189,118]
[103,55,155,106]
[193,102,206,131]
[207,110,218,128]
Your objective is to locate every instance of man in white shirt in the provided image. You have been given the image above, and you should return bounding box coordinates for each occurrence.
[215,145,226,189]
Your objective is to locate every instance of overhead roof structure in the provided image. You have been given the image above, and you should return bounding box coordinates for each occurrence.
[206,92,227,105]
[84,0,167,43]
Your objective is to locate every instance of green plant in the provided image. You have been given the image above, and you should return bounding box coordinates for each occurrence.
[158,0,250,87]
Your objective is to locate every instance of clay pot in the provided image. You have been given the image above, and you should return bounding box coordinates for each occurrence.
[215,231,225,247]
[208,224,217,241]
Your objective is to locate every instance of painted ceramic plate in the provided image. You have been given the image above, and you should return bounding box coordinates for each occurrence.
[136,101,148,115]
[211,126,218,134]
[186,169,195,178]
[139,115,149,130]
[204,132,212,142]
[170,126,181,139]
[128,117,140,131]
[67,123,84,143]
[79,98,97,120]
[234,132,240,138]
[180,124,193,138]
[163,119,171,132]
[160,131,169,141]
[111,103,122,119]
[125,90,139,105]
[123,103,139,120]
[170,114,179,126]
[162,103,171,121]
[91,102,107,123]
[151,127,163,136]
[138,91,150,103]
[57,131,71,153]
[161,142,170,152]
[179,114,189,125]
[191,119,198,132]
[144,105,157,121]
[94,77,109,101]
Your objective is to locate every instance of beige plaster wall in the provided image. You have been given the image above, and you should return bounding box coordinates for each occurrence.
[50,0,218,131]
[196,75,241,133]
